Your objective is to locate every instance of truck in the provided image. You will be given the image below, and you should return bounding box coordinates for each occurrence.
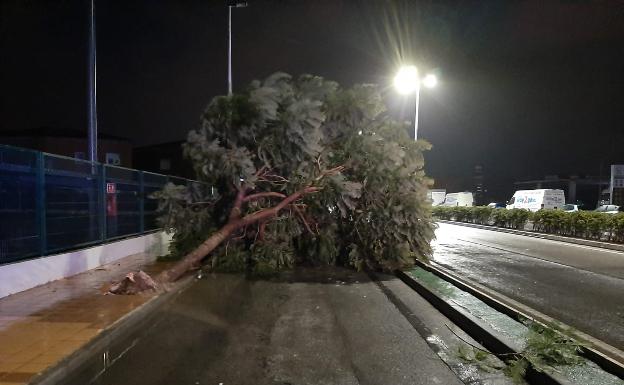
[427,189,446,206]
[506,189,565,212]
[442,192,474,207]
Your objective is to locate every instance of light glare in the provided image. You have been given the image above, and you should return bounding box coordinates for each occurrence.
[423,74,437,88]
[394,66,419,95]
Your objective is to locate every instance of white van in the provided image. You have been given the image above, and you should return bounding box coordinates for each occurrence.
[506,189,565,212]
[427,189,446,206]
[442,192,474,207]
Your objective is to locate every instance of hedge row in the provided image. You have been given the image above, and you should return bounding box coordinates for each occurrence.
[431,206,624,243]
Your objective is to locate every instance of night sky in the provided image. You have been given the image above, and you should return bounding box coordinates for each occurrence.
[1,0,624,200]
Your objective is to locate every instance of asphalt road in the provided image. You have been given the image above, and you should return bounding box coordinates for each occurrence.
[432,222,624,351]
[81,268,464,385]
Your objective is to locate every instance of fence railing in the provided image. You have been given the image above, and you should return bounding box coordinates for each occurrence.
[0,144,204,265]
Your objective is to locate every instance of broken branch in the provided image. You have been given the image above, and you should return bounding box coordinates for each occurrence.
[243,192,287,202]
[292,204,315,236]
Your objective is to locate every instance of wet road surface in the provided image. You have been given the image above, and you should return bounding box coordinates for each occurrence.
[432,222,624,351]
[80,268,465,385]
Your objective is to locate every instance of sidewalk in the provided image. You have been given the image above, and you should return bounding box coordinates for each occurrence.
[0,253,173,385]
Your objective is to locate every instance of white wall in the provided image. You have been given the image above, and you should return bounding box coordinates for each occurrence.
[0,231,172,299]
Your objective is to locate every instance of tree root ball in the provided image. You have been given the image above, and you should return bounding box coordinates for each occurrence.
[109,271,159,295]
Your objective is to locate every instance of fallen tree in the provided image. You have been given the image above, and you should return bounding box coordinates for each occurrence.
[110,72,435,294]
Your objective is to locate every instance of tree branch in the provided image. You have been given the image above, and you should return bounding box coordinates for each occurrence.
[254,166,268,177]
[292,204,315,236]
[315,164,346,180]
[258,173,289,184]
[231,225,248,240]
[258,221,267,241]
[243,192,287,202]
[229,187,248,221]
[239,186,319,226]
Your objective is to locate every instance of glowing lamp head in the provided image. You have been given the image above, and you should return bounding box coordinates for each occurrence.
[423,74,438,88]
[394,66,419,95]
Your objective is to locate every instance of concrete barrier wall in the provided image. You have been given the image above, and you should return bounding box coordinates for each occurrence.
[0,231,172,299]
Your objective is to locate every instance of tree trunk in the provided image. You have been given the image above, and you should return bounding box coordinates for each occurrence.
[108,186,318,294]
[156,221,239,283]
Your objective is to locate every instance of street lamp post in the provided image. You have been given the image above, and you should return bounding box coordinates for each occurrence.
[227,1,248,95]
[393,66,437,141]
[87,0,97,162]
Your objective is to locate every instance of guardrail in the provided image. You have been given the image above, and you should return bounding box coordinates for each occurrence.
[0,144,205,265]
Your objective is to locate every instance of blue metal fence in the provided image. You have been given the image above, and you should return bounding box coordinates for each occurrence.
[0,144,202,265]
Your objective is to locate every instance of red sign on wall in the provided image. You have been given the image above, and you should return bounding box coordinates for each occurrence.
[106,183,116,194]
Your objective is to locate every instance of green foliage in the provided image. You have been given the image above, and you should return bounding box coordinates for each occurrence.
[211,243,248,273]
[454,322,584,383]
[431,206,453,220]
[154,72,435,273]
[490,208,508,227]
[456,345,504,373]
[450,206,472,222]
[250,241,295,277]
[504,322,583,383]
[433,206,624,242]
[531,209,566,233]
[532,210,616,240]
[507,209,531,229]
[296,224,339,266]
[472,206,494,225]
[490,208,530,229]
[608,213,624,242]
[433,206,528,229]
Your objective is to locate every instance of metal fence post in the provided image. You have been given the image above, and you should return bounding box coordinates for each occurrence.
[36,152,47,256]
[100,164,107,241]
[139,171,145,233]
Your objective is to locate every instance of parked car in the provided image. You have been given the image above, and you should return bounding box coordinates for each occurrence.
[595,204,622,214]
[562,204,580,212]
[487,202,506,209]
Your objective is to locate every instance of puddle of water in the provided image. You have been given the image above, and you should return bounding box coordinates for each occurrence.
[407,267,624,385]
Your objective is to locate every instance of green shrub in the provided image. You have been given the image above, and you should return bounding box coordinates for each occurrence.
[585,212,608,240]
[472,206,494,225]
[431,206,453,220]
[532,209,566,233]
[608,213,624,242]
[453,206,472,222]
[508,208,530,229]
[432,206,621,243]
[491,208,508,227]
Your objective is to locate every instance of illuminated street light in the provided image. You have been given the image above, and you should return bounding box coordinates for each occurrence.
[393,65,437,140]
[393,65,419,95]
[423,73,438,88]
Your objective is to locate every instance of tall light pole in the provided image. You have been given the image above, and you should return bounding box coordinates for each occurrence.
[393,65,437,141]
[87,0,97,162]
[227,1,248,95]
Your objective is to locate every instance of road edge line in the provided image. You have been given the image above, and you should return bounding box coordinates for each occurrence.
[437,220,624,253]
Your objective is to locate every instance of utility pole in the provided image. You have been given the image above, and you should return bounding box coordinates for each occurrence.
[87,0,97,163]
[227,5,232,95]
